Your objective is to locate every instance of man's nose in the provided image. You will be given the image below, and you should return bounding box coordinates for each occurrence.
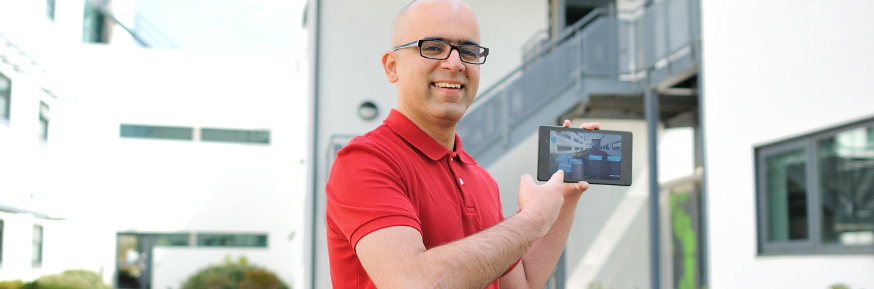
[441,49,465,72]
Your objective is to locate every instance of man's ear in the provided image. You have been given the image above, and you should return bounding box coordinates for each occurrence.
[382,51,399,83]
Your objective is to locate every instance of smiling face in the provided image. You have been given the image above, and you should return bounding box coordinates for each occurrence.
[383,0,481,129]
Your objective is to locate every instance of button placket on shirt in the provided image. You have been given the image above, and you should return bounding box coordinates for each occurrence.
[447,152,475,208]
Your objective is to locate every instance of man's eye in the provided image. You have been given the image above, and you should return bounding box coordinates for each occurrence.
[459,47,478,57]
[422,45,445,53]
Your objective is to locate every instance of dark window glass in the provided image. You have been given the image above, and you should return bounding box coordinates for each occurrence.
[818,126,874,246]
[120,124,193,141]
[82,2,106,43]
[155,233,190,246]
[765,148,809,242]
[201,128,270,144]
[1,220,4,265]
[1,72,10,121]
[758,118,874,255]
[32,225,43,267]
[196,234,268,247]
[46,0,56,20]
[39,101,49,141]
[116,233,189,289]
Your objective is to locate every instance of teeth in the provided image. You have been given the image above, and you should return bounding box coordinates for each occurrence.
[434,82,461,89]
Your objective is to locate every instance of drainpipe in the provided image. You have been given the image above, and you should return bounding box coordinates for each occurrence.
[309,0,322,288]
[645,88,660,289]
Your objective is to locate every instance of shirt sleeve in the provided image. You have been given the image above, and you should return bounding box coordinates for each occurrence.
[325,138,422,251]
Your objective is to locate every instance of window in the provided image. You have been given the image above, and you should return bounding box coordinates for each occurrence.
[757,118,874,255]
[1,72,10,123]
[196,233,268,248]
[120,124,193,141]
[201,128,270,144]
[46,0,56,21]
[154,233,190,246]
[1,220,4,267]
[32,225,43,267]
[82,2,106,43]
[39,101,49,141]
[116,233,191,289]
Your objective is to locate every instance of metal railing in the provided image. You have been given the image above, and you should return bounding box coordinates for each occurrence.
[457,0,701,161]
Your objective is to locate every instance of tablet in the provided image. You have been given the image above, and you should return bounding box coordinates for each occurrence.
[537,125,633,186]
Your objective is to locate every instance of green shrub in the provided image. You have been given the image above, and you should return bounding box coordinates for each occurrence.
[0,280,25,289]
[34,269,110,289]
[0,280,38,289]
[182,256,289,289]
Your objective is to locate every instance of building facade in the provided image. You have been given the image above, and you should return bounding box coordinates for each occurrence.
[305,0,874,288]
[2,1,306,288]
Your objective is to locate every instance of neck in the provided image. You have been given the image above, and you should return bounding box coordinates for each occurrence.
[397,110,457,151]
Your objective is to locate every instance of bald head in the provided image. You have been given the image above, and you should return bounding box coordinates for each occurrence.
[391,0,480,47]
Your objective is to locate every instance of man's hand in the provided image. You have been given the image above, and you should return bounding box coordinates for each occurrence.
[560,119,598,200]
[517,170,565,237]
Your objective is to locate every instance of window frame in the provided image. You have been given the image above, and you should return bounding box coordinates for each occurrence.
[32,224,43,268]
[39,101,49,142]
[0,219,4,267]
[200,128,271,144]
[119,124,193,141]
[0,72,10,125]
[82,1,107,43]
[195,233,269,248]
[46,0,56,21]
[756,117,874,256]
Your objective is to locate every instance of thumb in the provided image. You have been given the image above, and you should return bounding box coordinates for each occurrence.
[548,170,565,185]
[520,174,536,188]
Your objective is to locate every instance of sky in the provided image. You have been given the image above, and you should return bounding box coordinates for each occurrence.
[131,0,308,57]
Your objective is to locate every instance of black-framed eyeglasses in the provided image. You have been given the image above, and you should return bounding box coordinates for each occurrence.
[392,39,489,65]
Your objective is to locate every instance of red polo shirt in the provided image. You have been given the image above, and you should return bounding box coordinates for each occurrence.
[326,109,511,288]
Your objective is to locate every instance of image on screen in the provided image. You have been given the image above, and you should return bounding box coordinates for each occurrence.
[548,129,623,181]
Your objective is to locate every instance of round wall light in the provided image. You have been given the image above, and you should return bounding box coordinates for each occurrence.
[358,101,379,121]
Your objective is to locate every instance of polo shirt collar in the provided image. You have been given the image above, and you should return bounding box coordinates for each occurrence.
[384,109,475,164]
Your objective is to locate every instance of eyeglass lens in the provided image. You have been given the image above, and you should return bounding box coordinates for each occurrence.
[420,40,485,63]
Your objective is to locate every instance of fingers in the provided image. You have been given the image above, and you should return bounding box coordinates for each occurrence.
[562,119,601,130]
[575,181,590,192]
[519,174,538,192]
[548,169,565,186]
[581,122,600,130]
[520,174,535,186]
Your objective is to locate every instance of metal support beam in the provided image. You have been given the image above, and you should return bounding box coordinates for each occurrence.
[696,63,710,289]
[645,89,660,289]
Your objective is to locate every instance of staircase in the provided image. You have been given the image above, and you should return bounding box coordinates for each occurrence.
[456,0,701,168]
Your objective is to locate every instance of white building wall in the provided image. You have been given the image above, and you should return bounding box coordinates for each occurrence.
[4,0,308,287]
[2,41,306,287]
[310,1,548,288]
[0,212,114,283]
[45,45,307,289]
[702,0,874,288]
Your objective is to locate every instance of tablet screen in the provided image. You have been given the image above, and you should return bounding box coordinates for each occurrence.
[547,129,624,181]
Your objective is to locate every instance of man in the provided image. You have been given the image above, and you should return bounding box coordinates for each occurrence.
[325,0,600,288]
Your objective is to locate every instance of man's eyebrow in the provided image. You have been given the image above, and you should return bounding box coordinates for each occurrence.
[422,36,480,46]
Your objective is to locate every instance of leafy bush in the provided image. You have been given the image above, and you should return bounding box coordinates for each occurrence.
[1,270,107,289]
[34,269,110,289]
[182,256,289,289]
[0,280,27,289]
